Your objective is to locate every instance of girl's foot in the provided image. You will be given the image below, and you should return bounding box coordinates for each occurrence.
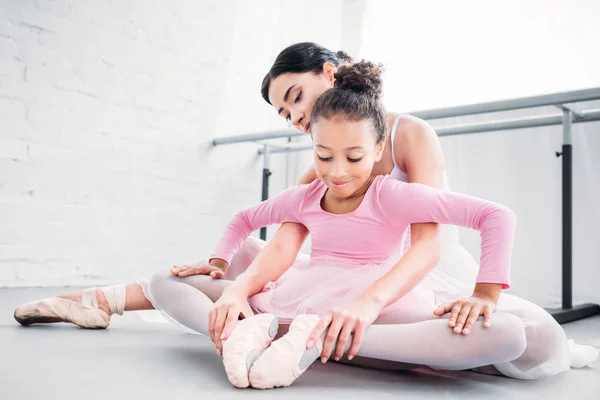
[222,314,279,388]
[249,314,322,389]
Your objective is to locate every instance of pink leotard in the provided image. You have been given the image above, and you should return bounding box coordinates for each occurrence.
[210,175,516,321]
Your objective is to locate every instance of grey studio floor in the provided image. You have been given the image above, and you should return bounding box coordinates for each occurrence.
[1,288,599,400]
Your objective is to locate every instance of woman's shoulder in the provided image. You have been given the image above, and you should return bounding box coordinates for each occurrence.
[387,113,437,149]
[386,111,444,175]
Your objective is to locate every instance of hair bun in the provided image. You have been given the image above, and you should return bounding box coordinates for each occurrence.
[334,61,383,99]
[335,50,354,64]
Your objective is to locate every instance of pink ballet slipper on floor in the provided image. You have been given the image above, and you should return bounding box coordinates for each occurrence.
[13,285,125,329]
[222,313,279,388]
[249,314,322,389]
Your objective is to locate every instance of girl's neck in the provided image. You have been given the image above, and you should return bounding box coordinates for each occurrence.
[321,176,375,215]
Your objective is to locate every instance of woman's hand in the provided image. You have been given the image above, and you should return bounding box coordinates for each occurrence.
[306,298,384,363]
[433,292,497,335]
[208,288,255,356]
[171,258,228,279]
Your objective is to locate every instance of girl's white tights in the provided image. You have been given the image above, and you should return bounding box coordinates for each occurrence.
[147,270,528,373]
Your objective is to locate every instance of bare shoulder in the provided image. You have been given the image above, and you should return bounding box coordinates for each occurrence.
[387,112,444,173]
[296,163,318,185]
[391,113,440,149]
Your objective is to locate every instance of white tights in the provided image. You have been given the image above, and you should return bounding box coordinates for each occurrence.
[142,239,575,380]
[145,268,576,379]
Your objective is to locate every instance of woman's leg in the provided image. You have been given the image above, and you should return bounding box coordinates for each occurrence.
[144,236,312,332]
[492,293,573,379]
[56,283,155,315]
[146,270,235,334]
[349,293,597,379]
[350,312,527,370]
[337,295,575,378]
[264,295,591,382]
[13,237,281,327]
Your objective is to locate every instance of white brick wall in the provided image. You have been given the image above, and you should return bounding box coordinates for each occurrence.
[0,0,343,287]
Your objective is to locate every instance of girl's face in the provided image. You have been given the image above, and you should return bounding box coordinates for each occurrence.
[267,63,336,134]
[311,117,385,199]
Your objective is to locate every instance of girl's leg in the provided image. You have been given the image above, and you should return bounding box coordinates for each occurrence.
[247,311,527,389]
[253,294,599,388]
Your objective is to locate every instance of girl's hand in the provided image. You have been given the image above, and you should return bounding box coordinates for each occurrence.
[208,288,254,356]
[433,292,496,335]
[306,298,383,363]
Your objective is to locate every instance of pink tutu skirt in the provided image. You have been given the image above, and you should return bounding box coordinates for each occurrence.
[248,254,439,323]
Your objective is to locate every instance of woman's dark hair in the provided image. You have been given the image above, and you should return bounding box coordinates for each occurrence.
[261,42,354,104]
[311,61,386,144]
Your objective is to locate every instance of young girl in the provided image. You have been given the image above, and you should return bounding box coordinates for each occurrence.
[163,62,594,389]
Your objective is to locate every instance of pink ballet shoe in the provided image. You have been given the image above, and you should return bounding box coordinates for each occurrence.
[14,285,126,329]
[222,314,279,388]
[249,314,322,389]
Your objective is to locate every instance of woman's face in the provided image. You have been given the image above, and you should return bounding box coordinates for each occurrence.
[311,117,385,199]
[268,65,335,134]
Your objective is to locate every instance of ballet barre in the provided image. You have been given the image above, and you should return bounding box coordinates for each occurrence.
[211,87,600,324]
